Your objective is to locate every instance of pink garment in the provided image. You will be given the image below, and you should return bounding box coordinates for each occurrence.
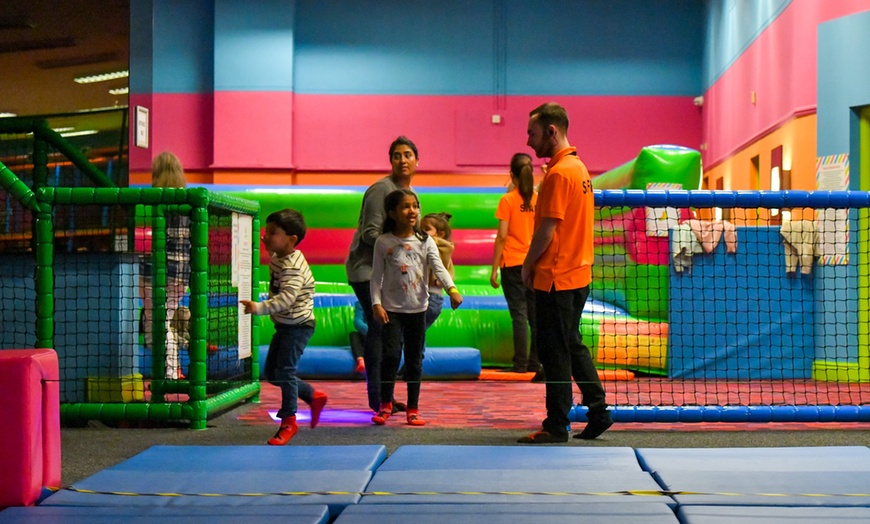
[684,219,737,254]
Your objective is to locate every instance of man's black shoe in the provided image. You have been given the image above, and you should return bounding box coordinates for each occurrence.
[391,401,407,414]
[574,413,613,440]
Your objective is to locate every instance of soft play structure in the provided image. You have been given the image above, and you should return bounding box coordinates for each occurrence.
[220,145,701,379]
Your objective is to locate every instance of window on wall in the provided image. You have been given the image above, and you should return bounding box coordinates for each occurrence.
[750,155,760,190]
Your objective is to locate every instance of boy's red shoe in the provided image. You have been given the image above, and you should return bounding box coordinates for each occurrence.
[354,357,365,374]
[372,403,392,425]
[268,416,298,446]
[309,391,328,428]
[406,409,426,426]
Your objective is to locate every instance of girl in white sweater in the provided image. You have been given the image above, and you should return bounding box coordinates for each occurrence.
[370,189,462,426]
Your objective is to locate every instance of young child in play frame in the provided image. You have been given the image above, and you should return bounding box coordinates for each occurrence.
[240,209,328,445]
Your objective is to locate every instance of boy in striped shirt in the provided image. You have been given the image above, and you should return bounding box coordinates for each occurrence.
[241,209,327,445]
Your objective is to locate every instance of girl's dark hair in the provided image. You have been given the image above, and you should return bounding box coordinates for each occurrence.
[382,189,425,240]
[266,208,307,245]
[510,153,535,212]
[422,212,452,240]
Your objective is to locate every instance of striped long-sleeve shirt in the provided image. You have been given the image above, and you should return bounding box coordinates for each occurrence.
[256,250,315,326]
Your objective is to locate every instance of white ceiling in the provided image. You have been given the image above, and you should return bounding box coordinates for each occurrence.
[0,0,129,117]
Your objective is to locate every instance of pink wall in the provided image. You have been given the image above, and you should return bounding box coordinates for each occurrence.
[292,94,701,174]
[703,1,870,168]
[133,93,701,176]
[129,93,213,173]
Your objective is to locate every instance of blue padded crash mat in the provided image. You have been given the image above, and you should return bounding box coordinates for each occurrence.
[361,469,673,505]
[104,445,387,472]
[41,470,371,518]
[378,445,644,471]
[635,446,870,473]
[678,505,870,523]
[660,470,870,507]
[0,506,329,523]
[335,502,679,523]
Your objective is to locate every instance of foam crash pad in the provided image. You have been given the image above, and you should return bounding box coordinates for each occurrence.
[0,349,61,509]
[262,346,481,380]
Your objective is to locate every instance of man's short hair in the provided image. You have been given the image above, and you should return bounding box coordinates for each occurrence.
[530,102,569,134]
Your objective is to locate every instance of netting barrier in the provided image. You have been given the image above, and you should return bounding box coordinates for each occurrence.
[0,119,261,429]
[588,189,870,423]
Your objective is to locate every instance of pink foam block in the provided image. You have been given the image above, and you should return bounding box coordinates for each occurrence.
[0,349,61,508]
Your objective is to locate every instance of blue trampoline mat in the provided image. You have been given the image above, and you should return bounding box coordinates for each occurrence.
[335,502,679,523]
[378,445,644,471]
[635,446,870,473]
[0,506,329,524]
[104,445,387,472]
[361,469,673,506]
[678,505,870,523]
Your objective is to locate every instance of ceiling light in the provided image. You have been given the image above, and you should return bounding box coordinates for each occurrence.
[74,70,129,84]
[52,127,75,133]
[109,87,129,95]
[0,112,16,118]
[60,130,98,137]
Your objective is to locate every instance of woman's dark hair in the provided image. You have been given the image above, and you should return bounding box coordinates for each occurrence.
[510,153,535,212]
[382,188,425,240]
[266,208,307,245]
[389,135,419,160]
[422,212,453,240]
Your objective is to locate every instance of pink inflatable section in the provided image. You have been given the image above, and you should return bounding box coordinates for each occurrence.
[0,349,61,508]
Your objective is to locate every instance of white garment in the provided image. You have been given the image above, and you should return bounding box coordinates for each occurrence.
[672,223,704,273]
[780,220,818,275]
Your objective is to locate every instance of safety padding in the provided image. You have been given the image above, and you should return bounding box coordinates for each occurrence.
[678,506,870,523]
[262,346,482,380]
[0,349,61,509]
[636,446,870,507]
[336,503,679,523]
[0,506,331,523]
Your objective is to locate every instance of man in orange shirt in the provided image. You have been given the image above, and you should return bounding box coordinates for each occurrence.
[519,102,612,443]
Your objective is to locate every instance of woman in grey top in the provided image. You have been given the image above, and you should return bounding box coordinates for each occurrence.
[345,136,418,413]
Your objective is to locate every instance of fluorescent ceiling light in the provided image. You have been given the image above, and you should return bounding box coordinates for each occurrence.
[52,127,75,133]
[74,70,129,84]
[60,129,98,137]
[0,112,17,117]
[109,87,129,95]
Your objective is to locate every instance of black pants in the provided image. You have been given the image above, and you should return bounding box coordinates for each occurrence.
[500,265,539,371]
[350,281,383,412]
[536,285,607,436]
[380,310,426,410]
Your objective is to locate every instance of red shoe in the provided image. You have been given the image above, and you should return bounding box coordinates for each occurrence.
[354,357,365,374]
[268,416,298,446]
[372,403,392,425]
[406,409,426,426]
[309,391,328,429]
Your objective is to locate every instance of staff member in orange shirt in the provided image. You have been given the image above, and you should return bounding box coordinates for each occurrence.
[491,152,542,377]
[518,102,612,443]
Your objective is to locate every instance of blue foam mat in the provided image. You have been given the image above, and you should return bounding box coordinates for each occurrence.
[335,502,679,523]
[665,470,870,507]
[378,445,644,471]
[0,506,329,524]
[361,469,674,506]
[105,445,387,472]
[41,470,370,518]
[635,446,870,473]
[678,505,870,523]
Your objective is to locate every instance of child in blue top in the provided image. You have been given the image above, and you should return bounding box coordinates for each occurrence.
[241,209,327,445]
[370,189,462,426]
